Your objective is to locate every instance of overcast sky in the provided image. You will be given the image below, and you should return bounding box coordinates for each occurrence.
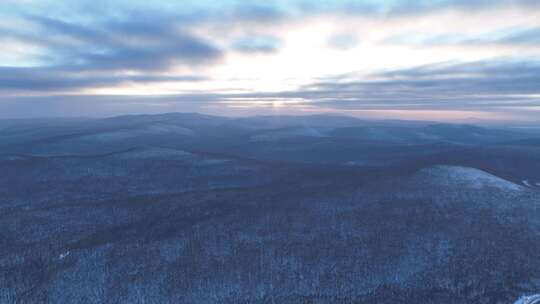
[1,0,539,121]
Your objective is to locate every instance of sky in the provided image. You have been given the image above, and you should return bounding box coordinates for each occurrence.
[1,0,540,121]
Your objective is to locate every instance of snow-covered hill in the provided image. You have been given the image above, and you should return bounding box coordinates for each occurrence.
[414,165,523,191]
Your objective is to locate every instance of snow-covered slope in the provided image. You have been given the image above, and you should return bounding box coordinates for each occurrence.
[80,123,195,142]
[250,126,328,141]
[413,165,523,191]
[112,147,194,159]
[515,294,540,304]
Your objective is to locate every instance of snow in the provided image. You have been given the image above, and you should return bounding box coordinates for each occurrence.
[145,123,195,136]
[116,148,193,159]
[514,294,540,304]
[523,180,532,187]
[82,124,194,141]
[3,156,25,161]
[251,127,327,141]
[200,159,231,165]
[59,251,70,260]
[345,161,368,166]
[420,166,523,191]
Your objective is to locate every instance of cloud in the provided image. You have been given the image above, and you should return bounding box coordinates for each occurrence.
[271,0,540,18]
[186,58,540,114]
[326,33,359,50]
[387,27,540,47]
[461,27,540,46]
[1,0,540,121]
[496,28,540,45]
[0,66,207,92]
[295,59,540,107]
[232,35,283,54]
[379,0,540,15]
[1,58,539,119]
[0,93,226,119]
[5,14,223,72]
[0,12,222,94]
[230,3,286,22]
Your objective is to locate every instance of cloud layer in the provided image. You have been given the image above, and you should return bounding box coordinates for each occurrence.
[1,0,539,121]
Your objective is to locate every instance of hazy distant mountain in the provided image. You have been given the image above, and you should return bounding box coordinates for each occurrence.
[330,123,529,144]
